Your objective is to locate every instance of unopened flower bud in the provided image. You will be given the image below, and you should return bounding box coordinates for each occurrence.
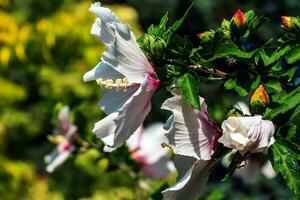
[144,34,166,57]
[281,16,300,32]
[197,31,214,43]
[231,9,246,28]
[281,16,292,30]
[250,84,269,114]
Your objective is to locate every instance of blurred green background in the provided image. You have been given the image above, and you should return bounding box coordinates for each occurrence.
[0,0,299,199]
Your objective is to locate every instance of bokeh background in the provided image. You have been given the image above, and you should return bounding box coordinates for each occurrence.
[0,0,300,199]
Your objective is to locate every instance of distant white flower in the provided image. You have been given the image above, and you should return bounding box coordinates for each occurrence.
[161,95,221,200]
[83,2,159,151]
[44,106,77,173]
[219,115,275,153]
[45,141,74,173]
[261,160,277,179]
[126,123,175,179]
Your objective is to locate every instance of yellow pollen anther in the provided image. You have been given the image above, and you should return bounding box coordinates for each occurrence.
[96,78,133,91]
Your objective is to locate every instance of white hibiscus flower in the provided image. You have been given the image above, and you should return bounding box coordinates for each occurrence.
[83,2,159,151]
[219,103,275,154]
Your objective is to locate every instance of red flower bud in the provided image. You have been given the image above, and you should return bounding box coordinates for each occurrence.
[250,84,269,106]
[250,84,269,114]
[232,9,246,27]
[281,16,292,30]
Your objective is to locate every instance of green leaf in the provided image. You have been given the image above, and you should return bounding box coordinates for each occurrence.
[265,80,282,92]
[209,43,256,61]
[258,46,291,66]
[264,85,300,119]
[280,66,298,82]
[224,79,248,96]
[168,0,197,33]
[250,75,261,90]
[206,189,225,200]
[159,12,169,29]
[242,10,269,40]
[286,45,300,64]
[176,73,200,109]
[263,107,283,120]
[269,139,300,194]
[286,124,297,140]
[290,104,300,122]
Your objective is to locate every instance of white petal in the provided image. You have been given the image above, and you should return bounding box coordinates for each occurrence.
[93,112,119,143]
[102,24,154,83]
[173,155,197,180]
[103,145,117,152]
[58,106,69,122]
[45,150,72,173]
[83,61,124,82]
[250,119,275,153]
[161,95,220,160]
[44,144,74,173]
[93,75,158,150]
[230,132,250,146]
[235,101,251,115]
[89,2,119,45]
[163,158,211,200]
[99,84,138,114]
[224,117,240,132]
[65,124,77,139]
[88,3,154,82]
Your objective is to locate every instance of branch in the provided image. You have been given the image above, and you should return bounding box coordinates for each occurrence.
[188,64,228,78]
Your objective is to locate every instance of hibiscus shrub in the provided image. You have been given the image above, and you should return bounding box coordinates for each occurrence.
[45,2,300,200]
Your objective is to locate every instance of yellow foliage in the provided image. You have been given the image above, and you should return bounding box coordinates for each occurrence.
[0,78,27,103]
[74,149,108,175]
[79,188,135,200]
[15,44,26,61]
[29,179,64,200]
[0,12,17,45]
[0,1,143,68]
[0,12,32,64]
[0,47,11,67]
[2,159,35,191]
[39,66,94,99]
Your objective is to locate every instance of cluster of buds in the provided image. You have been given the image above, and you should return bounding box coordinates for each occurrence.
[143,34,167,57]
[281,16,300,33]
[250,84,269,114]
